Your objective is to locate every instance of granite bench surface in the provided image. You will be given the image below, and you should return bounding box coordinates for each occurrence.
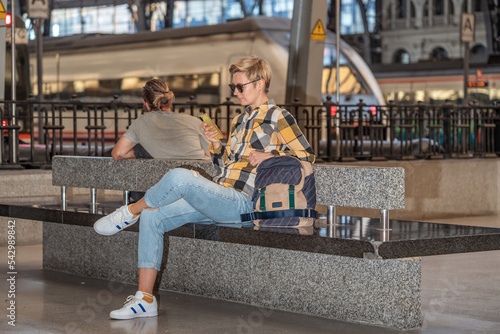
[2,200,500,260]
[5,155,499,259]
[52,156,405,210]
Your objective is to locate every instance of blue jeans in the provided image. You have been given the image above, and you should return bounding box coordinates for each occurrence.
[138,168,253,270]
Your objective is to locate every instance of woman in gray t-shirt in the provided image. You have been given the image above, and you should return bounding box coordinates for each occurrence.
[111,79,210,160]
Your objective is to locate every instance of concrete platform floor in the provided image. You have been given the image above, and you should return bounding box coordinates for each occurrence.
[1,218,500,333]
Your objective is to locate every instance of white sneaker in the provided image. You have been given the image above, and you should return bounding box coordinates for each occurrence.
[110,291,158,320]
[94,205,140,236]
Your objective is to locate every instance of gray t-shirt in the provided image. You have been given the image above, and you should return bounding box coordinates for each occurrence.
[124,111,210,160]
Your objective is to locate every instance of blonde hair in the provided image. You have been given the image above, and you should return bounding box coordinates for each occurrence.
[229,56,272,93]
[143,79,175,111]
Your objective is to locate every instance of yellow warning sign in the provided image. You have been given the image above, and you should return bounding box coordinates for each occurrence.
[0,0,6,20]
[311,19,326,41]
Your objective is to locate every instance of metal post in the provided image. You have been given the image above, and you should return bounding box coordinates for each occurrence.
[91,188,97,214]
[380,209,390,230]
[327,205,336,225]
[35,19,45,144]
[9,0,18,164]
[56,53,60,100]
[463,41,470,105]
[328,221,334,238]
[335,0,341,160]
[123,190,130,205]
[10,1,15,100]
[327,205,335,238]
[61,186,67,211]
[380,227,390,242]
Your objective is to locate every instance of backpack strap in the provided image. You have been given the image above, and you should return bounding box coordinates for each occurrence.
[241,209,318,222]
[289,185,295,209]
[259,187,267,212]
[257,184,296,212]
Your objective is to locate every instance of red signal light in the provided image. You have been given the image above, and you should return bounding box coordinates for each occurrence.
[5,14,12,26]
[1,120,7,127]
[330,106,337,116]
[468,81,488,88]
[370,106,377,116]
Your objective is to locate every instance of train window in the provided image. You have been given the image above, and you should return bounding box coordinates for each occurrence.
[429,90,458,104]
[58,82,75,100]
[398,91,411,103]
[122,78,143,91]
[73,81,85,93]
[42,73,220,102]
[415,90,426,102]
[99,79,122,95]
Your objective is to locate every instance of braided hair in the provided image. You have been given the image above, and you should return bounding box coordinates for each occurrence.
[143,79,175,111]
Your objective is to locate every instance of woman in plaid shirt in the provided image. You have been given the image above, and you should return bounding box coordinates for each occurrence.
[94,56,315,320]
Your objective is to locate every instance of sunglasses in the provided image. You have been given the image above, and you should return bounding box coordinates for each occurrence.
[228,79,260,94]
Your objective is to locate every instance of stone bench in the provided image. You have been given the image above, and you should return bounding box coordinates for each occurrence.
[52,156,405,229]
[5,155,497,330]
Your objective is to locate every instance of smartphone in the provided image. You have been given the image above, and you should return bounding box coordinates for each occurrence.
[199,113,224,140]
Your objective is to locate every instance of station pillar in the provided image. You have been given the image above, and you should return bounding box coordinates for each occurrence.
[285,0,327,105]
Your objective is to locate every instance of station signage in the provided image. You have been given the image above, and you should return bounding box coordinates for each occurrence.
[310,19,326,41]
[467,81,489,88]
[28,0,49,19]
[0,0,5,20]
[6,27,28,44]
[460,13,475,42]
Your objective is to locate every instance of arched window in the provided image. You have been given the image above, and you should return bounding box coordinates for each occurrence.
[394,49,411,64]
[473,0,482,12]
[396,0,407,18]
[387,3,393,20]
[434,0,445,15]
[471,44,486,55]
[463,0,481,12]
[430,47,448,59]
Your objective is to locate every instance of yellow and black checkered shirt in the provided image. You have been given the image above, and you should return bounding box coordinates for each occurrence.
[210,100,315,197]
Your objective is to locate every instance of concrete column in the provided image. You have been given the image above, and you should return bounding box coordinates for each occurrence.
[285,0,328,105]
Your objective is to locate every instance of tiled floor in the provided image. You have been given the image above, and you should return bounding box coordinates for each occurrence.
[1,215,500,333]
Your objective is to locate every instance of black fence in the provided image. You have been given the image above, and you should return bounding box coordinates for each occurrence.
[1,96,499,168]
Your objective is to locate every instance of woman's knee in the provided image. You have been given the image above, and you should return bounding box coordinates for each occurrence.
[139,209,160,231]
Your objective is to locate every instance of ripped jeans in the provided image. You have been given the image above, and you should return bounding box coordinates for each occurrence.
[138,168,253,271]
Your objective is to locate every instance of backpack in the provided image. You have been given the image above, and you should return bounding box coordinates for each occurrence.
[240,156,318,227]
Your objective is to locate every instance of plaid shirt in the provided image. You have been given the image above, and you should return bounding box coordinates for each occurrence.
[210,100,315,197]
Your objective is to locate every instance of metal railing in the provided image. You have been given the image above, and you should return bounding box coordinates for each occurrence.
[1,96,499,168]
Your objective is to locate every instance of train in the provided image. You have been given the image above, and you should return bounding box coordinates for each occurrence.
[373,60,500,105]
[30,16,385,106]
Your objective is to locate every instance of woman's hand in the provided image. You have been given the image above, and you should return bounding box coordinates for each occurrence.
[248,150,273,166]
[201,123,221,150]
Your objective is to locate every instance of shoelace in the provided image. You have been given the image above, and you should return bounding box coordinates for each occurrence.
[108,208,127,228]
[123,295,140,306]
